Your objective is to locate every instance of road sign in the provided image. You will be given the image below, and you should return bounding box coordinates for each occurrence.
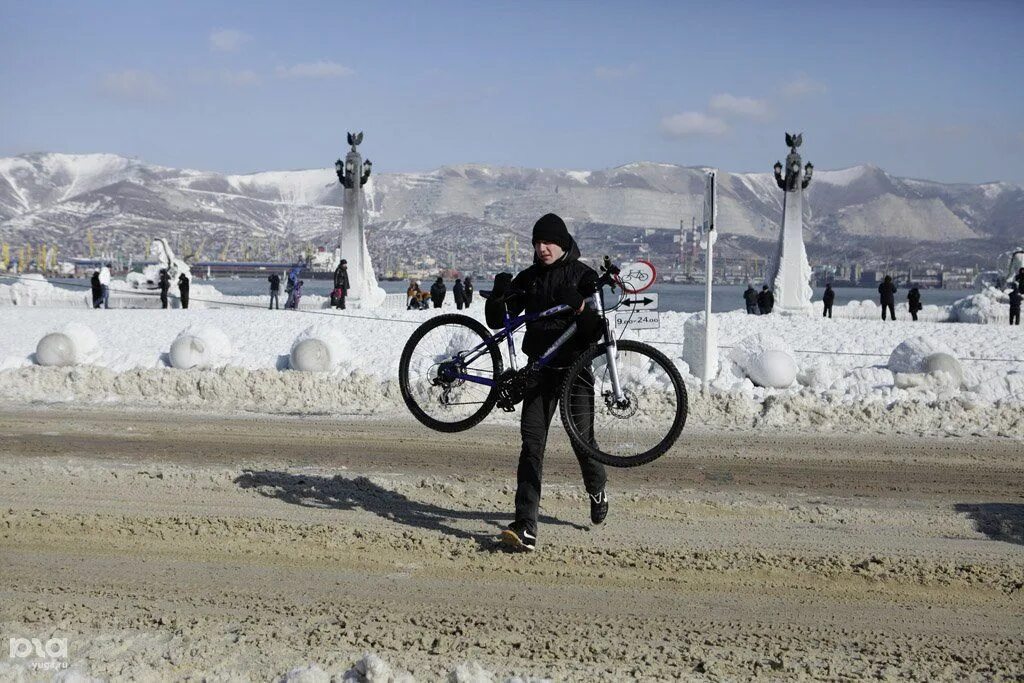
[619,292,659,310]
[619,260,656,293]
[614,310,660,330]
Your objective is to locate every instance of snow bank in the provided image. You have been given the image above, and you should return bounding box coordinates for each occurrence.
[949,287,1012,324]
[0,273,88,306]
[0,306,1021,437]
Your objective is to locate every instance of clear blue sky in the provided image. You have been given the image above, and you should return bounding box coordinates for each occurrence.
[2,0,1022,184]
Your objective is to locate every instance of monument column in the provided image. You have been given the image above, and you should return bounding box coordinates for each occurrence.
[334,132,385,308]
[766,132,815,313]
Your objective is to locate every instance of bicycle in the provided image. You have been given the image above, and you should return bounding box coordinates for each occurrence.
[398,257,687,468]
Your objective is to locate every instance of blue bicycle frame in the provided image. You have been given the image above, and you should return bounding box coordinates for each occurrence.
[447,285,627,401]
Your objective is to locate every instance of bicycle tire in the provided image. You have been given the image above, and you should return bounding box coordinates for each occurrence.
[560,339,687,467]
[399,314,503,432]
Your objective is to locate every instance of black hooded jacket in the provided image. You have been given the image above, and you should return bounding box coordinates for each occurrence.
[485,238,599,366]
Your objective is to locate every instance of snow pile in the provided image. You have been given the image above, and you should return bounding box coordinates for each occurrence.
[168,325,233,369]
[289,324,353,372]
[949,287,1011,324]
[0,273,88,306]
[727,333,798,388]
[35,322,102,366]
[0,306,1022,436]
[681,312,717,379]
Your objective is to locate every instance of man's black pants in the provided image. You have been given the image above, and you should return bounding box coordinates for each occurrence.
[881,302,895,320]
[1011,309,1020,325]
[823,304,832,318]
[516,366,606,533]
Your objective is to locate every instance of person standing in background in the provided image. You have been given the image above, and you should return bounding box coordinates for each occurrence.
[333,259,350,309]
[744,285,758,315]
[158,269,171,309]
[268,272,281,310]
[822,283,835,318]
[453,278,466,310]
[463,276,474,308]
[98,263,111,309]
[907,286,922,321]
[90,271,102,309]
[178,273,190,309]
[878,275,897,321]
[430,277,446,308]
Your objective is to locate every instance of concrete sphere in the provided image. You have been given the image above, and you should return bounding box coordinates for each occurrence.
[290,338,332,372]
[36,332,76,366]
[924,352,964,386]
[169,334,209,369]
[747,349,799,388]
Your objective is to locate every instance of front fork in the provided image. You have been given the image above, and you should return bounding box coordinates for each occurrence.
[592,289,626,403]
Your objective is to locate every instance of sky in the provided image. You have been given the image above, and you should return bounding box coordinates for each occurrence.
[1,0,1022,184]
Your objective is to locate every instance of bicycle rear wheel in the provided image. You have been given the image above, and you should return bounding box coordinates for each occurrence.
[399,314,503,432]
[560,340,687,467]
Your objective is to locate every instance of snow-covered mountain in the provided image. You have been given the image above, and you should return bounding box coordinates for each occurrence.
[1,152,1020,267]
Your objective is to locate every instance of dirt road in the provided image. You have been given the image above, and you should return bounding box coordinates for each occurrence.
[1,406,1022,680]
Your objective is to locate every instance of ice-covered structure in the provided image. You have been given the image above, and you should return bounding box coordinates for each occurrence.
[334,132,386,308]
[127,238,192,291]
[766,133,814,313]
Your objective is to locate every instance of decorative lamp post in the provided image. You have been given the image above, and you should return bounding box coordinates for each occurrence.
[766,132,814,313]
[332,131,383,307]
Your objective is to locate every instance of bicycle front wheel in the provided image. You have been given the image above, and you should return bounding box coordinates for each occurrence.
[560,340,687,467]
[399,314,503,432]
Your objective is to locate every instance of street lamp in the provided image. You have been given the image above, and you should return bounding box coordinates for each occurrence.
[773,161,784,189]
[802,162,814,189]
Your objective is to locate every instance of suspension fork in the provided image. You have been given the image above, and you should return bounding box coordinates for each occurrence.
[592,289,626,402]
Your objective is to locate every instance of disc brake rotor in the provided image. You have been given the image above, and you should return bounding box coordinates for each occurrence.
[604,388,638,418]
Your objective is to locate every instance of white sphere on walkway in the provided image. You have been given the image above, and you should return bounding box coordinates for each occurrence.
[169,326,232,369]
[288,325,351,372]
[888,336,957,374]
[747,349,799,388]
[35,323,101,366]
[924,352,964,386]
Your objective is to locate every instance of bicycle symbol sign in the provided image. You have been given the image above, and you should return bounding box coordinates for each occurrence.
[618,260,656,293]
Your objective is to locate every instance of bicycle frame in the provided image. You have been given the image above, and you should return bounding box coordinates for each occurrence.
[449,284,626,402]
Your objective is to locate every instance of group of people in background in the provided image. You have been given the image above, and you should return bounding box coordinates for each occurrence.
[90,263,190,309]
[268,265,305,310]
[742,285,774,315]
[749,268,1023,325]
[407,276,474,310]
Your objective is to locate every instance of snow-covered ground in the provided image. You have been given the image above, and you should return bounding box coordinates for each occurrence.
[1,288,1022,437]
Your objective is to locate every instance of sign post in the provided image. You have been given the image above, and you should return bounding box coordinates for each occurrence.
[700,170,717,385]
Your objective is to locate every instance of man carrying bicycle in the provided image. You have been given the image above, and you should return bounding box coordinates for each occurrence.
[485,213,608,552]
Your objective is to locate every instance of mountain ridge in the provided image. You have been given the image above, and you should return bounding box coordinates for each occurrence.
[1,152,1020,268]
